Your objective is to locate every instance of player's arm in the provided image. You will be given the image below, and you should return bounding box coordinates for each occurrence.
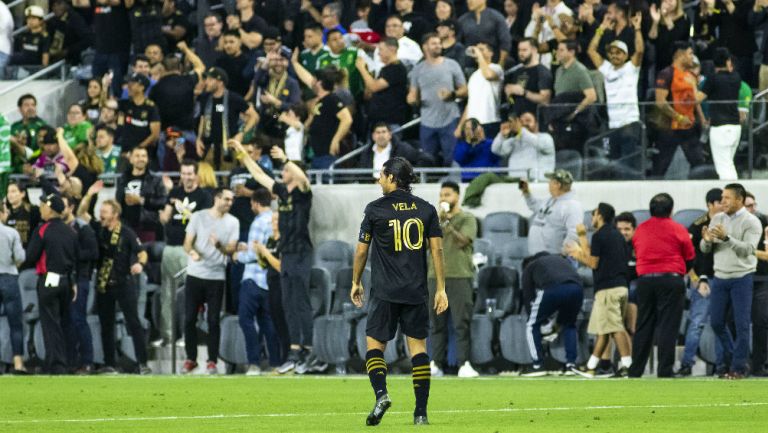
[350,242,370,307]
[429,237,448,314]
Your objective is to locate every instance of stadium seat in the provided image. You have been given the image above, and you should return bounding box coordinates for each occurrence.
[673,209,705,229]
[698,323,718,365]
[474,266,519,318]
[0,316,13,365]
[481,212,528,256]
[313,240,354,281]
[498,314,535,365]
[549,320,590,365]
[88,315,104,365]
[473,238,496,267]
[18,269,39,323]
[218,315,249,367]
[309,267,333,318]
[631,209,651,225]
[469,315,494,365]
[498,238,529,272]
[354,318,399,364]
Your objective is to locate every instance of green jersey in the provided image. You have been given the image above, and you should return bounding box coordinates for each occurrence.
[317,48,363,97]
[0,115,11,174]
[299,46,328,75]
[739,81,752,113]
[96,144,123,174]
[10,117,47,152]
[62,121,93,149]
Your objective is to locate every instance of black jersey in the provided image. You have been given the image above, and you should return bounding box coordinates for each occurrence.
[358,189,442,305]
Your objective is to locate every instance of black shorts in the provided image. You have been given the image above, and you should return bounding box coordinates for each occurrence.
[366,297,429,342]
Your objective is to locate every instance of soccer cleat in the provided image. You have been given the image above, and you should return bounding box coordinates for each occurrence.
[414,415,429,425]
[365,394,392,426]
[181,360,198,374]
[295,351,312,375]
[430,361,444,378]
[521,364,547,377]
[276,359,296,374]
[206,361,218,375]
[245,365,261,376]
[457,361,479,378]
[572,366,595,378]
[150,338,166,348]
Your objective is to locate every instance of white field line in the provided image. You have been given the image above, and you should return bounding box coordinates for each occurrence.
[2,402,766,424]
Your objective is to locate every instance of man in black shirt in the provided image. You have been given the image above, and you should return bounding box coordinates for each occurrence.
[436,20,467,73]
[228,0,267,50]
[126,0,167,54]
[194,13,224,68]
[567,203,632,377]
[196,66,259,171]
[355,38,409,131]
[351,157,447,426]
[155,160,212,346]
[91,0,131,95]
[503,38,552,117]
[700,47,743,181]
[160,0,188,49]
[94,199,150,374]
[116,146,167,242]
[49,0,94,64]
[25,193,78,374]
[520,252,584,377]
[118,73,161,157]
[215,30,252,97]
[307,70,353,169]
[10,6,50,67]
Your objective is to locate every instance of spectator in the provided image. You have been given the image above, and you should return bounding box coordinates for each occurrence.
[9,6,50,67]
[279,104,307,161]
[596,1,635,58]
[505,0,527,44]
[392,0,433,45]
[356,38,409,130]
[587,14,644,130]
[751,0,768,93]
[160,0,188,48]
[0,201,27,373]
[49,0,93,64]
[408,33,467,166]
[298,24,327,77]
[701,183,762,379]
[553,40,597,121]
[304,70,353,169]
[194,13,224,68]
[60,194,97,375]
[436,20,466,68]
[56,126,101,198]
[459,0,512,65]
[80,79,104,124]
[232,188,281,375]
[652,42,704,178]
[567,203,633,378]
[629,193,695,377]
[491,111,555,181]
[4,182,40,249]
[91,0,131,96]
[676,188,722,377]
[699,0,756,86]
[195,66,259,170]
[315,29,364,97]
[228,0,267,50]
[456,42,504,139]
[520,169,582,255]
[255,211,290,362]
[11,94,48,168]
[318,2,347,43]
[117,73,161,157]
[61,103,93,149]
[648,0,690,72]
[700,48,743,180]
[91,198,149,374]
[30,126,70,179]
[435,0,457,22]
[524,0,573,67]
[370,15,423,75]
[615,211,638,338]
[747,191,768,377]
[94,125,123,175]
[428,181,479,378]
[25,193,78,374]
[181,188,240,375]
[453,118,499,182]
[521,252,584,376]
[358,123,422,178]
[0,1,12,71]
[98,99,120,135]
[351,0,372,30]
[215,30,251,97]
[155,160,212,347]
[114,55,155,101]
[502,38,552,118]
[249,51,301,144]
[126,0,166,54]
[116,146,167,242]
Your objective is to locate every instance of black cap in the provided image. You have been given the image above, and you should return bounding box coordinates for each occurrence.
[127,73,150,89]
[205,67,229,86]
[706,188,723,204]
[436,19,458,32]
[38,125,58,146]
[40,193,66,214]
[262,26,281,41]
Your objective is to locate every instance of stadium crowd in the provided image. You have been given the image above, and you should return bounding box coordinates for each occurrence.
[0,0,768,378]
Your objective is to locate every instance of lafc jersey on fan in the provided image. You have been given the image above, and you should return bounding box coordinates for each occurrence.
[359,189,442,305]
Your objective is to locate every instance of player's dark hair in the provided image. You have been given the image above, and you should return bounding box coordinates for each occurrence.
[17,93,36,107]
[724,183,747,201]
[251,188,272,207]
[326,28,343,39]
[713,47,731,69]
[614,211,636,229]
[595,202,616,225]
[441,181,460,194]
[649,193,674,218]
[381,37,399,50]
[213,187,232,198]
[672,41,692,57]
[133,54,150,66]
[382,157,417,193]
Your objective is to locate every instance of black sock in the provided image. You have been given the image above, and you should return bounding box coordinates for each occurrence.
[411,353,430,417]
[366,350,388,399]
[599,359,612,370]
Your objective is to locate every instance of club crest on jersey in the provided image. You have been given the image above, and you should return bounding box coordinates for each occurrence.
[392,202,417,211]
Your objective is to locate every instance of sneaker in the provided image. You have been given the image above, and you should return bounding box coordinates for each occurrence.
[295,350,311,375]
[572,366,595,378]
[181,360,198,374]
[308,355,329,373]
[277,350,300,374]
[98,366,118,375]
[365,394,392,426]
[414,415,429,425]
[521,364,547,377]
[595,365,615,378]
[139,364,152,375]
[613,366,629,378]
[150,339,166,348]
[726,371,745,380]
[245,365,261,376]
[675,365,692,377]
[430,361,444,377]
[175,339,185,348]
[206,361,218,375]
[457,361,479,378]
[561,363,577,376]
[75,365,94,375]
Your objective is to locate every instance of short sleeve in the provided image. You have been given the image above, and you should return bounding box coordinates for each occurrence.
[655,68,673,90]
[538,66,553,90]
[226,218,240,244]
[491,64,504,82]
[233,94,249,114]
[272,182,289,201]
[426,205,442,238]
[358,205,373,244]
[451,60,467,87]
[148,105,160,122]
[590,229,603,258]
[577,69,594,91]
[185,212,199,234]
[699,75,713,97]
[409,64,421,89]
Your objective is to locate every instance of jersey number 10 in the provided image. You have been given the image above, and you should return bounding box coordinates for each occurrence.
[388,218,424,252]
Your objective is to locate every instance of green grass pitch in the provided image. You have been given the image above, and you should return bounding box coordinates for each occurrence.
[1,375,766,432]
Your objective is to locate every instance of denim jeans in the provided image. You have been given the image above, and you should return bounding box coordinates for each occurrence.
[420,118,459,166]
[238,279,281,366]
[0,274,23,356]
[526,282,584,365]
[65,277,94,366]
[710,274,753,374]
[681,285,710,367]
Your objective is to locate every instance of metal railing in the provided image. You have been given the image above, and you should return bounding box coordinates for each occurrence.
[0,59,67,96]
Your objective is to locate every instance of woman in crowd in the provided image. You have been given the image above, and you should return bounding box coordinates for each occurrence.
[648,0,690,71]
[197,161,218,196]
[4,181,40,250]
[61,103,93,149]
[79,78,104,124]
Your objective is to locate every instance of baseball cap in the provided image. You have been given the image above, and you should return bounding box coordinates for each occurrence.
[40,193,66,214]
[205,67,229,86]
[706,188,723,204]
[436,19,458,32]
[127,73,150,89]
[25,6,45,19]
[608,40,628,54]
[38,125,58,146]
[545,169,574,185]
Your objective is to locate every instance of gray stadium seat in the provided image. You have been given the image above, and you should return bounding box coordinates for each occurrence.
[474,266,518,318]
[88,315,104,365]
[473,238,495,267]
[354,318,399,364]
[631,209,651,225]
[309,267,333,318]
[18,269,39,322]
[0,316,13,364]
[313,240,354,280]
[698,323,718,365]
[499,238,529,272]
[218,315,249,366]
[482,212,528,257]
[498,314,534,365]
[673,209,706,229]
[469,315,494,365]
[330,267,370,315]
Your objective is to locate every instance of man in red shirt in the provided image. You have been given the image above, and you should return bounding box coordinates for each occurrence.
[629,193,695,377]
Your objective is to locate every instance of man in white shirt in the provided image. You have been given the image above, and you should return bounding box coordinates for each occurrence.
[0,1,13,70]
[368,15,422,74]
[587,14,644,129]
[359,123,421,177]
[455,42,504,139]
[491,111,555,181]
[524,0,573,67]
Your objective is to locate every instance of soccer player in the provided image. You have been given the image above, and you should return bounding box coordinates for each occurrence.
[350,157,448,426]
